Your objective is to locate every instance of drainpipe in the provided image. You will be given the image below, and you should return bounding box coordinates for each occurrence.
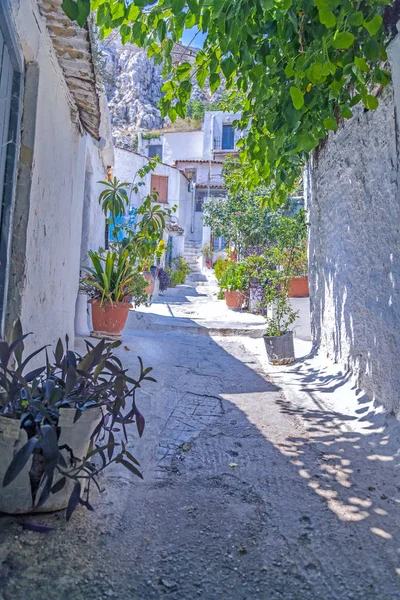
[191,182,196,234]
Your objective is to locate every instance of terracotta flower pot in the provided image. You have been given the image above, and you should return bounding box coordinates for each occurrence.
[225,290,243,309]
[90,299,130,339]
[142,271,155,296]
[289,276,309,298]
[206,259,212,268]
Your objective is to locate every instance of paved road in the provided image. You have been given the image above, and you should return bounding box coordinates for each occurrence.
[0,283,399,599]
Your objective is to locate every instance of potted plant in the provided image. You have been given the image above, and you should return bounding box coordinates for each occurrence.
[219,262,248,309]
[287,240,309,298]
[82,247,148,339]
[0,322,154,518]
[201,244,213,268]
[214,258,231,282]
[260,261,298,364]
[167,257,191,287]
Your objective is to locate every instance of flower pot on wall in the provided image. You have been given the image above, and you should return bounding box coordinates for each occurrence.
[142,271,155,296]
[206,259,212,269]
[90,299,130,339]
[225,290,244,309]
[289,276,309,298]
[263,331,295,365]
[0,408,102,514]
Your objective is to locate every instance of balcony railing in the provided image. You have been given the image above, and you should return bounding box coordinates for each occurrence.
[214,136,237,152]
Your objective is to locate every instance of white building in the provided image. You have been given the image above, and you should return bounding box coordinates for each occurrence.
[138,111,241,247]
[113,147,192,264]
[1,1,113,352]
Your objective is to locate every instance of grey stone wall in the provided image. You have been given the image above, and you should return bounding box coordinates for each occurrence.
[308,86,400,415]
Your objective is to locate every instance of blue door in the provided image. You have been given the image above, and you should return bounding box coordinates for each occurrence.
[222,125,234,150]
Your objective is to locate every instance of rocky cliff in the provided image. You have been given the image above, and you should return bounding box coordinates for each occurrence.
[101,37,222,149]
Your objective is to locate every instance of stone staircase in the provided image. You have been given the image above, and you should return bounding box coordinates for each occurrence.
[183,240,207,283]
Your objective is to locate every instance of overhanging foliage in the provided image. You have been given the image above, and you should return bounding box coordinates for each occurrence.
[63,0,393,205]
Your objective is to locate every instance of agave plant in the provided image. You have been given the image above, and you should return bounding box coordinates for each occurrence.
[82,248,148,306]
[1,322,155,520]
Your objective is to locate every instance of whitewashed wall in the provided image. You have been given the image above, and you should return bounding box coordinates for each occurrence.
[308,29,400,416]
[162,131,203,164]
[7,0,110,355]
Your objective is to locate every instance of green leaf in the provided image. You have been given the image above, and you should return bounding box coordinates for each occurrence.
[76,0,90,26]
[354,56,369,72]
[221,56,236,80]
[3,437,37,487]
[363,15,382,36]
[171,0,185,13]
[363,38,380,61]
[318,7,336,28]
[284,62,295,78]
[176,62,192,81]
[196,66,207,88]
[363,94,379,110]
[290,86,304,110]
[341,107,353,119]
[127,3,140,20]
[209,73,221,94]
[349,11,363,27]
[61,0,79,21]
[97,3,111,26]
[157,19,167,41]
[333,32,355,49]
[120,24,131,45]
[323,117,338,131]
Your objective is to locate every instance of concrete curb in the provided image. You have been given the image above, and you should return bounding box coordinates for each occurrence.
[127,310,267,338]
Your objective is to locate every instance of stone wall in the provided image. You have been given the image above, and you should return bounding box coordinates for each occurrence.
[307,81,400,415]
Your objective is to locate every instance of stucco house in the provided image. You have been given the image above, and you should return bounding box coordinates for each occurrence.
[0,0,113,352]
[138,111,241,248]
[113,146,192,267]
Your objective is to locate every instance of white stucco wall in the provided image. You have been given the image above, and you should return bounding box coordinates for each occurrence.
[114,147,192,238]
[8,0,109,354]
[162,131,203,164]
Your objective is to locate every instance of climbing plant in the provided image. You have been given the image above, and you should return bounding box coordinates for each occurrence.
[62,0,394,204]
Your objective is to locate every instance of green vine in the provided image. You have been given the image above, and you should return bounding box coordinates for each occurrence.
[62,0,393,205]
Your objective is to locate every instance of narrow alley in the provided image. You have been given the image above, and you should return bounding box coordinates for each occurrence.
[1,278,399,600]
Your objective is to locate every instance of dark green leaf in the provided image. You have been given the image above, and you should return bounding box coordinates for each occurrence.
[3,437,37,487]
[66,480,81,521]
[118,458,143,479]
[51,477,67,495]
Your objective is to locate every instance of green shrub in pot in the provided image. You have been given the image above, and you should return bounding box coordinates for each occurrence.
[219,262,248,292]
[0,321,154,520]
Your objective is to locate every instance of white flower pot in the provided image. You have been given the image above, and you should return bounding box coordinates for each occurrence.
[0,407,102,514]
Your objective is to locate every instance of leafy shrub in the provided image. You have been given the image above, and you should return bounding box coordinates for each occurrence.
[214,258,232,282]
[167,257,191,287]
[219,262,248,292]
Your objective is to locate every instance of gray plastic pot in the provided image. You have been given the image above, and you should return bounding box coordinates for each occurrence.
[263,330,295,365]
[0,407,102,514]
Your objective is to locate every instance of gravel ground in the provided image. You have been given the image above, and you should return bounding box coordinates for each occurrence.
[0,284,399,600]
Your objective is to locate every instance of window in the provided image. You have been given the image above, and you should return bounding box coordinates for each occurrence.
[222,124,235,150]
[150,174,168,203]
[213,236,227,251]
[148,144,162,160]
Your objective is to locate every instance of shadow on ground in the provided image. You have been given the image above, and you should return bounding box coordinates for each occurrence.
[0,317,399,599]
